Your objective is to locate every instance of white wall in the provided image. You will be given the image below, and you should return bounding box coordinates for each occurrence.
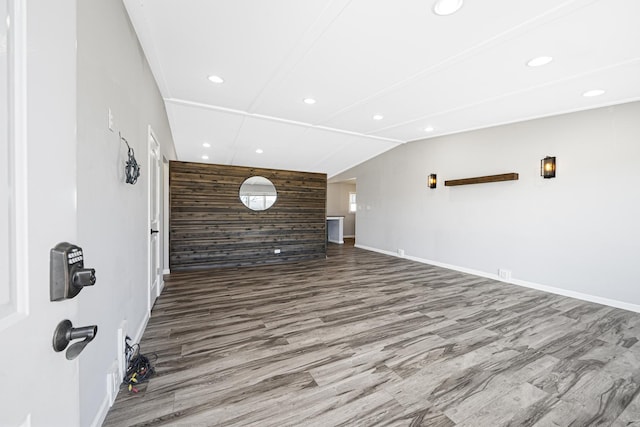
[75,1,176,425]
[331,102,640,309]
[327,182,356,237]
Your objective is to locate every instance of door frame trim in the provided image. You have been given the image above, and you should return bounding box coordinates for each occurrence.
[147,125,162,313]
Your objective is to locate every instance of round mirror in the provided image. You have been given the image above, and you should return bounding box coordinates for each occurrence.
[239,176,277,211]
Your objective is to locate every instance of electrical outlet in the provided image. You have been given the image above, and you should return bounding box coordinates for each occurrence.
[274,249,281,254]
[498,269,512,281]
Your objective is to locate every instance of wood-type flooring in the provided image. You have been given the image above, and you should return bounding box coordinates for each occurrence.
[104,240,640,426]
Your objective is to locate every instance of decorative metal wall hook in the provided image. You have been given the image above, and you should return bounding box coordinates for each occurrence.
[120,132,141,185]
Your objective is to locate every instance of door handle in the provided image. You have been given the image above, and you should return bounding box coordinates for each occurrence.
[150,229,159,235]
[52,319,98,360]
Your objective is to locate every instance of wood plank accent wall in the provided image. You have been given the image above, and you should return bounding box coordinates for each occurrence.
[169,161,327,270]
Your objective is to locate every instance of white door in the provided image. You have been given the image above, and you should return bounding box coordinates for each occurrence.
[148,128,161,311]
[0,0,82,425]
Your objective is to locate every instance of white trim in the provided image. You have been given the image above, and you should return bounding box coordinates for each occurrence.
[162,157,170,283]
[164,98,404,144]
[18,414,31,427]
[133,310,150,345]
[355,244,640,314]
[1,0,29,331]
[344,235,355,238]
[355,244,397,257]
[506,277,640,314]
[147,126,161,312]
[89,394,110,427]
[0,0,10,320]
[89,307,151,427]
[12,0,28,318]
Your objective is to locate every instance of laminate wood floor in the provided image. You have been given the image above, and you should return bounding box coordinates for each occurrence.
[104,240,640,426]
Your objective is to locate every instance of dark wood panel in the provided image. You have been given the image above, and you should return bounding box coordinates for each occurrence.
[169,161,327,270]
[444,172,519,186]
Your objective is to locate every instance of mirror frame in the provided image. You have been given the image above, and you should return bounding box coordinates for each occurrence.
[238,176,277,211]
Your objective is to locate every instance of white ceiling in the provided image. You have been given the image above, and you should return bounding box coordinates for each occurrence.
[123,0,640,177]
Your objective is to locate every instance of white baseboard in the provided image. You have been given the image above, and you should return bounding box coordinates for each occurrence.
[89,393,110,427]
[88,308,152,427]
[355,244,640,313]
[19,414,31,427]
[133,310,151,344]
[344,234,355,238]
[162,268,170,275]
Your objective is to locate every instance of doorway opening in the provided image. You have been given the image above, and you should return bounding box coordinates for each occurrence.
[326,178,356,247]
[148,127,162,312]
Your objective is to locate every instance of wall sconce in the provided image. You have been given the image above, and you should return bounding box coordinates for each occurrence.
[428,174,437,188]
[541,156,556,179]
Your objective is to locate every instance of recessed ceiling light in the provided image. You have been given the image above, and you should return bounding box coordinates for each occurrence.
[201,155,209,160]
[433,0,464,16]
[207,75,224,84]
[202,142,211,148]
[527,56,553,67]
[303,98,316,105]
[372,114,384,121]
[582,89,605,97]
[256,149,263,154]
[424,126,435,132]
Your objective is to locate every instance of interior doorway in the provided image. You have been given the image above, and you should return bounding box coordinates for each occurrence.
[148,127,161,312]
[326,178,357,244]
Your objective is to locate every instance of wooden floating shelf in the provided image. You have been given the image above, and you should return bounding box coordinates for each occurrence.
[444,173,519,187]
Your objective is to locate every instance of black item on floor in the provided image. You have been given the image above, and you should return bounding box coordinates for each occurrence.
[124,339,156,393]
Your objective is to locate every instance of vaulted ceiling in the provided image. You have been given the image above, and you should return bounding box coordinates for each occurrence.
[124,0,640,177]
